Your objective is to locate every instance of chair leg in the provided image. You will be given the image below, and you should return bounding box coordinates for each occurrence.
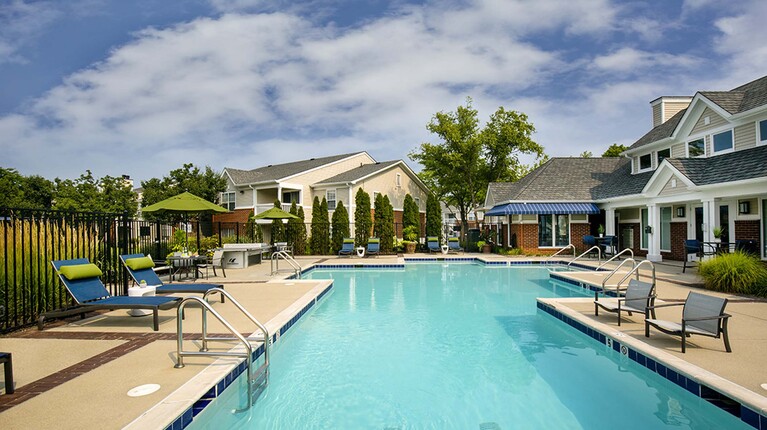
[722,319,732,352]
[681,323,686,353]
[153,310,159,331]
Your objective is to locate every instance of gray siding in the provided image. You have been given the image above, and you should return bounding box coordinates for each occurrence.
[690,107,728,135]
[734,123,756,151]
[659,175,688,196]
[653,104,662,128]
[671,142,686,158]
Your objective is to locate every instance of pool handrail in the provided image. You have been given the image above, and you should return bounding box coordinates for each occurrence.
[175,290,271,411]
[596,248,635,271]
[271,250,301,278]
[600,257,637,294]
[616,260,656,291]
[546,244,576,262]
[568,246,601,267]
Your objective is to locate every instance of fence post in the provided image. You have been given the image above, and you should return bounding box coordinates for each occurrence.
[120,212,130,295]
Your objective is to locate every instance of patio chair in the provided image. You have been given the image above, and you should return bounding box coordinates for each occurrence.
[120,254,225,302]
[49,258,181,331]
[582,235,604,258]
[645,291,732,353]
[427,236,441,253]
[447,237,463,253]
[196,249,226,279]
[339,238,355,257]
[594,279,656,326]
[682,240,702,273]
[367,238,380,257]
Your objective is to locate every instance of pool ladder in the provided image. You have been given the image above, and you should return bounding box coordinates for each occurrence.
[175,288,270,411]
[271,250,301,278]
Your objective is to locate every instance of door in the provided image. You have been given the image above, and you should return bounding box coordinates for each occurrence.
[695,207,704,242]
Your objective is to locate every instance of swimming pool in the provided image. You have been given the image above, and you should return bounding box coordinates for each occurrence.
[188,263,750,429]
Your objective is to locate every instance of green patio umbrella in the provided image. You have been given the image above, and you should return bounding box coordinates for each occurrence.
[253,206,300,220]
[141,192,229,250]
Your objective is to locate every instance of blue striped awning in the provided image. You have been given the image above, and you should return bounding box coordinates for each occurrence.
[485,202,600,216]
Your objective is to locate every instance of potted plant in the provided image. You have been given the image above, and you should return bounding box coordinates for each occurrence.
[402,226,418,254]
[712,226,723,241]
[477,240,492,253]
[597,224,605,237]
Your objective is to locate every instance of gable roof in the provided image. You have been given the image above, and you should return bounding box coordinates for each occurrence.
[486,157,651,205]
[629,74,767,151]
[314,160,401,185]
[665,145,767,186]
[225,152,366,185]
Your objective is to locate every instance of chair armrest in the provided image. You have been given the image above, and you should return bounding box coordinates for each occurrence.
[683,313,731,323]
[646,302,684,310]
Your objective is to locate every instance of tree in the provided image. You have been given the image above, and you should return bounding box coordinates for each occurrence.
[0,167,54,209]
[402,194,419,233]
[373,192,385,241]
[286,201,304,254]
[310,196,330,254]
[331,200,350,253]
[270,199,285,244]
[354,188,372,247]
[295,206,307,255]
[52,170,137,214]
[140,163,227,219]
[381,195,395,253]
[410,99,544,240]
[602,143,629,157]
[425,193,442,239]
[580,151,593,158]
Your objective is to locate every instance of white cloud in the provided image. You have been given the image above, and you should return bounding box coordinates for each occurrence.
[0,0,61,64]
[592,47,701,73]
[712,0,767,85]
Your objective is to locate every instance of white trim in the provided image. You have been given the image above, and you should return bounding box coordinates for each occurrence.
[637,153,653,173]
[711,129,734,155]
[686,137,706,158]
[758,119,767,146]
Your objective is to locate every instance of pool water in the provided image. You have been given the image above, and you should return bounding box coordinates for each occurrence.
[189,264,748,429]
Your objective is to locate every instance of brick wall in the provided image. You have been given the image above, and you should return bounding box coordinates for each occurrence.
[213,209,251,224]
[735,220,761,253]
[662,222,687,260]
[570,223,591,254]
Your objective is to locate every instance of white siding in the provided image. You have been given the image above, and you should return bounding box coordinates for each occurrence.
[690,107,728,135]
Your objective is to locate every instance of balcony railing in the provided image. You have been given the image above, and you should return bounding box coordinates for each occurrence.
[255,204,295,214]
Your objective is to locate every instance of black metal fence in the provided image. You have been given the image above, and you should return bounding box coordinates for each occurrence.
[0,207,447,333]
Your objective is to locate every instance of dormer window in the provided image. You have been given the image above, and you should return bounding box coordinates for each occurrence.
[657,148,671,165]
[712,130,733,154]
[758,119,767,145]
[688,138,705,157]
[639,154,651,171]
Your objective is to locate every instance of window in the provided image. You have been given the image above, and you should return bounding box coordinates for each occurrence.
[220,192,235,210]
[660,207,671,251]
[414,197,420,209]
[641,208,648,249]
[326,189,336,210]
[538,214,569,247]
[396,173,401,187]
[713,130,733,153]
[282,191,299,204]
[759,119,767,144]
[657,148,671,164]
[639,154,651,170]
[688,138,705,157]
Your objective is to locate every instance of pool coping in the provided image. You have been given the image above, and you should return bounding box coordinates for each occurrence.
[537,297,767,429]
[122,280,334,430]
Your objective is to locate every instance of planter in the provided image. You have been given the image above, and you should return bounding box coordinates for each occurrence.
[481,244,492,254]
[404,242,416,254]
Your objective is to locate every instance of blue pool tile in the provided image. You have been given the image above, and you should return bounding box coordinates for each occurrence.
[685,379,700,396]
[759,412,767,430]
[628,349,636,361]
[612,340,620,353]
[192,399,212,417]
[740,406,760,428]
[656,363,667,378]
[644,357,656,372]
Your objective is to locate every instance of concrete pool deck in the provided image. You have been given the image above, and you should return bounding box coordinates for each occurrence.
[1,253,766,428]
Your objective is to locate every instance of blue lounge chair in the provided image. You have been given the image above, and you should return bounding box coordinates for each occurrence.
[447,237,463,253]
[427,236,441,253]
[339,238,355,257]
[120,254,225,302]
[49,258,181,331]
[367,238,380,257]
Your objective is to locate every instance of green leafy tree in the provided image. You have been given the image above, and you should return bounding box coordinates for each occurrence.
[354,188,372,246]
[245,211,263,243]
[373,193,385,242]
[140,163,227,220]
[402,194,420,233]
[286,201,303,253]
[295,206,307,255]
[0,167,54,209]
[580,151,593,158]
[270,199,285,244]
[426,193,442,239]
[52,170,138,214]
[602,143,629,157]
[381,195,395,253]
[410,98,544,240]
[310,196,330,254]
[331,200,350,253]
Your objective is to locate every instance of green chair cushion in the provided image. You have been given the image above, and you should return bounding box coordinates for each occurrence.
[125,256,155,271]
[368,238,380,243]
[343,239,355,243]
[60,263,103,280]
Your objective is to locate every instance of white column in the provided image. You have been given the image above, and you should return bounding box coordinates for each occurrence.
[605,208,616,236]
[702,198,716,243]
[252,189,258,215]
[647,203,662,262]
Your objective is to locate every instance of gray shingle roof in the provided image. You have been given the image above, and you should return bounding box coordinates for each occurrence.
[315,160,401,184]
[630,74,767,150]
[225,152,364,184]
[486,157,650,204]
[666,145,767,185]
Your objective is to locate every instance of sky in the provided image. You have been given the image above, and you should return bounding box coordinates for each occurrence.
[2,0,767,185]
